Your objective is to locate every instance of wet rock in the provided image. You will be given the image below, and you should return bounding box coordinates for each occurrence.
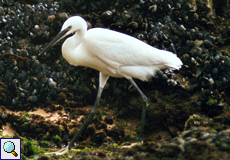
[38,156,49,160]
[183,141,216,159]
[184,114,213,130]
[91,130,107,144]
[107,126,125,142]
[56,92,66,104]
[1,0,230,159]
[203,39,213,49]
[159,144,182,158]
[104,116,113,125]
[213,0,230,18]
[214,129,230,151]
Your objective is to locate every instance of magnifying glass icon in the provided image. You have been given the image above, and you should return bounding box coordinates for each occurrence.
[3,141,18,157]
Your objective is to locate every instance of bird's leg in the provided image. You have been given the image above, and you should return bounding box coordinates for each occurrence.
[68,72,109,150]
[67,87,103,149]
[48,73,109,155]
[128,78,148,143]
[51,87,104,155]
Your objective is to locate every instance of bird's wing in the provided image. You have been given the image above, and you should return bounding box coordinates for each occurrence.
[85,28,167,69]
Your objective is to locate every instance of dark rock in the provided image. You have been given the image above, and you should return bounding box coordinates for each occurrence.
[91,130,107,144]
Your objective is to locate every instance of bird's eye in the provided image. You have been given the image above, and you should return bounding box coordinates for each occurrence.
[68,26,72,30]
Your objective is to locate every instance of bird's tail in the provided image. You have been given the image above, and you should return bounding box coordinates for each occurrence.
[163,51,183,70]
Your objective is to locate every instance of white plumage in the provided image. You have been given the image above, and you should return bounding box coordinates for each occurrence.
[40,15,183,153]
[61,16,182,81]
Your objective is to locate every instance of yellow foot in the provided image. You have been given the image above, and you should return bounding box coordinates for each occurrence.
[45,146,69,156]
[121,141,143,149]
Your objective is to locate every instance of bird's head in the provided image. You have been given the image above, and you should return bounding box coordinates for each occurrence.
[39,16,87,55]
[61,16,87,36]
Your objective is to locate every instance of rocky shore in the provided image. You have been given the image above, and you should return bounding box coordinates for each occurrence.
[0,0,230,159]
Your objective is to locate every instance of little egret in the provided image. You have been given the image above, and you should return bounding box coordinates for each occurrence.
[40,16,183,154]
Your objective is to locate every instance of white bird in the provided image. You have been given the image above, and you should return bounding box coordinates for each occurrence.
[40,15,183,154]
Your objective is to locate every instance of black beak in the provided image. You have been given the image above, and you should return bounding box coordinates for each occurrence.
[39,28,69,56]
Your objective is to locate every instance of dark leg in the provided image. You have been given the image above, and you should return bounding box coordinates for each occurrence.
[47,73,109,155]
[128,78,148,142]
[67,72,109,150]
[68,87,103,149]
[48,86,105,155]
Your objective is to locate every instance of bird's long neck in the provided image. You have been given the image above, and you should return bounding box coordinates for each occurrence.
[62,29,86,66]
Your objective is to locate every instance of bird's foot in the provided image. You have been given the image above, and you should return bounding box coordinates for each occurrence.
[45,146,69,156]
[121,141,143,149]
